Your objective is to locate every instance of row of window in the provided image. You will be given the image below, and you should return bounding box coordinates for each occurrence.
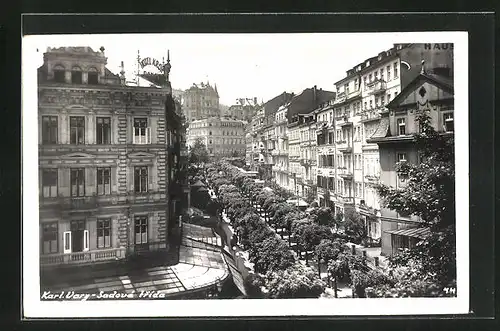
[42,116,155,145]
[41,216,149,254]
[341,62,398,95]
[41,166,149,198]
[52,66,99,85]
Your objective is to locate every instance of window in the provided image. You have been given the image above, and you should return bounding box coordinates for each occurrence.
[42,116,58,144]
[364,101,367,110]
[369,100,373,109]
[70,168,85,197]
[71,67,82,84]
[387,65,391,80]
[380,67,385,81]
[397,152,407,163]
[394,62,398,78]
[375,96,379,106]
[88,71,99,85]
[42,169,58,198]
[42,222,58,254]
[53,66,65,83]
[209,131,212,135]
[443,113,454,132]
[369,73,372,82]
[134,216,148,244]
[397,118,406,135]
[70,116,85,144]
[134,166,148,193]
[387,94,391,103]
[97,219,111,248]
[133,118,151,144]
[96,117,111,144]
[97,168,111,195]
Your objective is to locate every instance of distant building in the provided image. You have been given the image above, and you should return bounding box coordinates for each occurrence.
[225,97,260,121]
[187,117,247,158]
[183,82,220,122]
[37,46,185,268]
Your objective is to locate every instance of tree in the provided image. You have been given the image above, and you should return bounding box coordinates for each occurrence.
[249,237,295,274]
[294,223,332,265]
[342,209,368,244]
[375,111,456,291]
[309,207,336,227]
[243,273,266,298]
[189,137,210,164]
[304,189,317,205]
[266,263,326,299]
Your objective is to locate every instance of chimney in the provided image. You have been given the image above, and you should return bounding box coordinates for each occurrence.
[313,85,317,105]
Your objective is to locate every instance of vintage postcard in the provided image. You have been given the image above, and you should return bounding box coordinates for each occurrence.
[22,30,469,317]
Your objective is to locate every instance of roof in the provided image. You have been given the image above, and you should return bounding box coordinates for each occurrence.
[387,72,454,109]
[263,92,294,116]
[385,227,430,239]
[287,88,336,119]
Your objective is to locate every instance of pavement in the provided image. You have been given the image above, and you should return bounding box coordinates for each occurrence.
[40,223,230,300]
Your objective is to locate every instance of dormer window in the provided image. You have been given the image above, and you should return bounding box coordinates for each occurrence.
[88,67,99,85]
[397,118,406,135]
[71,66,82,84]
[53,65,65,83]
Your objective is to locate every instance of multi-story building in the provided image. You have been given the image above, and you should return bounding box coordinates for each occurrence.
[285,87,336,197]
[183,81,220,122]
[38,46,184,267]
[186,117,247,158]
[367,64,454,256]
[314,100,336,208]
[272,103,290,187]
[321,42,454,247]
[298,111,320,199]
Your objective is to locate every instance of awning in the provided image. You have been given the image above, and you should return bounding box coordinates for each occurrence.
[385,227,430,239]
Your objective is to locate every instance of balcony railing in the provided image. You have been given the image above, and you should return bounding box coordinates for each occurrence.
[361,109,383,122]
[334,91,346,104]
[338,167,353,178]
[300,159,312,167]
[364,174,380,184]
[340,196,355,204]
[366,79,387,95]
[336,140,353,152]
[40,247,127,266]
[346,88,362,100]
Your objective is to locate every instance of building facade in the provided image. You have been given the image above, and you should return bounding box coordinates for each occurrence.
[224,97,260,122]
[38,46,182,267]
[272,104,290,188]
[368,67,454,256]
[183,82,220,122]
[186,117,247,158]
[313,43,454,246]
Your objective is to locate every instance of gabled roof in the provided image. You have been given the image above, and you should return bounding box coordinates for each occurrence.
[387,72,454,109]
[368,117,390,139]
[263,92,294,116]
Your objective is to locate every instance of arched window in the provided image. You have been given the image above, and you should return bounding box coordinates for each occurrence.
[71,66,82,84]
[88,67,99,85]
[53,64,65,83]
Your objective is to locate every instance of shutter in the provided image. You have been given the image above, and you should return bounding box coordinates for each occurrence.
[83,230,89,251]
[147,127,151,144]
[132,127,136,144]
[63,231,72,254]
[148,166,152,192]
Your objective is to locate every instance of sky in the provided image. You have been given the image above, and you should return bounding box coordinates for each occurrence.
[26,33,423,105]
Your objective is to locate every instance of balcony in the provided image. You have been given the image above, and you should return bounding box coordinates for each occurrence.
[334,91,346,104]
[366,79,387,95]
[317,187,325,195]
[364,174,380,184]
[338,167,353,179]
[360,109,383,122]
[272,150,288,156]
[300,159,312,167]
[40,247,127,267]
[339,196,355,205]
[346,88,362,100]
[304,179,315,186]
[61,196,98,212]
[336,141,353,153]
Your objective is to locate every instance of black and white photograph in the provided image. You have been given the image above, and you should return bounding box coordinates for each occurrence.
[22,30,470,317]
